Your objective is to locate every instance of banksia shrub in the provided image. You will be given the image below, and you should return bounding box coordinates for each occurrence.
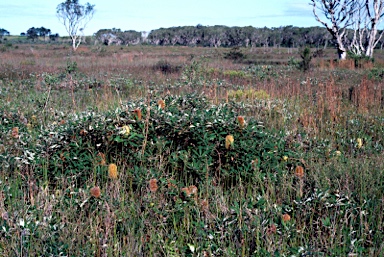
[108,163,118,179]
[90,186,101,198]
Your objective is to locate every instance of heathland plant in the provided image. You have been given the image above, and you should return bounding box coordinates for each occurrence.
[0,45,383,256]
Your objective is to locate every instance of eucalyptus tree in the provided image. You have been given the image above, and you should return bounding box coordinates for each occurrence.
[56,0,95,51]
[310,0,358,60]
[350,0,384,57]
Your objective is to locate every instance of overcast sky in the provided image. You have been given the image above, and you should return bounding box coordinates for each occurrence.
[0,0,319,36]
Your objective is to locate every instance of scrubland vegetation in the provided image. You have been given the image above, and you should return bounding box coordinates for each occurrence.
[0,44,383,256]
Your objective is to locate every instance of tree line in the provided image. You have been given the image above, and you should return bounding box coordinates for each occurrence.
[94,25,384,51]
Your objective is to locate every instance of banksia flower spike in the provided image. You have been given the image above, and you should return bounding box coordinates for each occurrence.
[237,116,245,129]
[357,138,363,149]
[149,178,158,193]
[108,163,118,179]
[225,135,234,149]
[133,109,142,121]
[120,125,130,137]
[90,186,101,198]
[158,99,166,109]
[295,165,304,178]
[11,127,19,139]
[282,213,291,222]
[97,152,106,166]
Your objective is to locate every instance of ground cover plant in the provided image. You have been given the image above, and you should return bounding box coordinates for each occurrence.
[0,44,383,256]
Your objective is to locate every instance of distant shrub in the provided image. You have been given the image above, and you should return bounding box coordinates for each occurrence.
[224,46,245,61]
[299,46,312,72]
[153,60,181,74]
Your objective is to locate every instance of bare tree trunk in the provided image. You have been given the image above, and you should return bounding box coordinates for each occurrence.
[364,0,384,58]
[311,0,358,60]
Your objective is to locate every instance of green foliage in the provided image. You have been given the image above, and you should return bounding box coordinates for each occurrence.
[299,46,312,72]
[348,51,374,68]
[1,45,384,256]
[153,60,181,74]
[224,47,246,61]
[65,60,78,74]
[367,67,384,80]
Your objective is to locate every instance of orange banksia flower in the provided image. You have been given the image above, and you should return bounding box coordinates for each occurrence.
[133,109,142,121]
[181,185,198,200]
[295,166,305,178]
[237,116,245,128]
[200,199,209,213]
[90,186,101,198]
[189,185,198,196]
[79,129,87,136]
[267,224,277,235]
[108,163,118,179]
[97,152,106,166]
[149,178,159,193]
[282,213,291,222]
[11,127,19,139]
[158,99,166,109]
[225,135,234,149]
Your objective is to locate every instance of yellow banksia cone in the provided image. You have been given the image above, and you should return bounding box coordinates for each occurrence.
[90,186,101,198]
[121,125,130,137]
[108,163,118,179]
[357,138,363,149]
[225,135,234,149]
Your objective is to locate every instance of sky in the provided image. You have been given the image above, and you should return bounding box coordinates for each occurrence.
[0,0,320,36]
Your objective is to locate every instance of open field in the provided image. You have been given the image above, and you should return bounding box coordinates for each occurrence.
[0,44,384,256]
